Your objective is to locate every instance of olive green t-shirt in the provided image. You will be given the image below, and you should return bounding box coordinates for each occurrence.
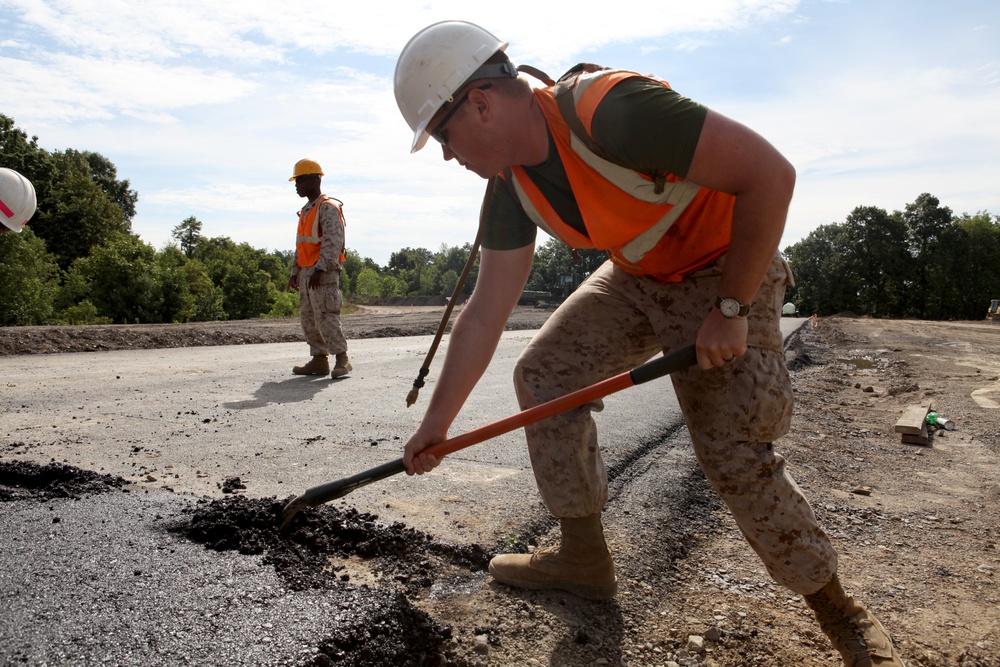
[482,75,708,250]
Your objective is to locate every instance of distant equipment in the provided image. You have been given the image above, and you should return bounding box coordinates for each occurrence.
[782,302,799,317]
[0,167,37,233]
[988,299,1000,324]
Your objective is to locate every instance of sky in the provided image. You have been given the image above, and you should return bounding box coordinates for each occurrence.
[1,0,998,266]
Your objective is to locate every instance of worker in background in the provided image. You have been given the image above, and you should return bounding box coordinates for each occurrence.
[286,159,351,379]
[392,21,905,667]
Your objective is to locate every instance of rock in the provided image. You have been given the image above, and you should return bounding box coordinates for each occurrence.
[686,635,705,653]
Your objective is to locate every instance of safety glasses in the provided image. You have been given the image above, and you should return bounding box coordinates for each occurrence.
[429,84,492,146]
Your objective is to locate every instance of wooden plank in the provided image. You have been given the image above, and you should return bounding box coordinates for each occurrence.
[894,401,933,435]
[901,424,930,446]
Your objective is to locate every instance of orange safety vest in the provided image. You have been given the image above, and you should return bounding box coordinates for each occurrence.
[296,194,346,268]
[502,66,735,283]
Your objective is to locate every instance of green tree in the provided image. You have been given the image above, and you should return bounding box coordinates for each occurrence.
[380,274,406,298]
[0,114,51,187]
[75,150,138,221]
[783,223,853,316]
[341,249,381,297]
[955,212,1000,319]
[388,247,434,295]
[439,268,459,298]
[264,290,298,318]
[841,206,909,317]
[172,216,203,258]
[65,233,162,323]
[31,150,132,270]
[195,237,277,319]
[355,267,382,298]
[901,193,959,319]
[527,238,606,298]
[0,227,61,325]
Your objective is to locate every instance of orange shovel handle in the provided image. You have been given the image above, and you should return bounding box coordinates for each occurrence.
[282,345,696,517]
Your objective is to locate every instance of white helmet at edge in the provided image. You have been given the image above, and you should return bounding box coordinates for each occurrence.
[0,167,37,233]
[394,21,510,153]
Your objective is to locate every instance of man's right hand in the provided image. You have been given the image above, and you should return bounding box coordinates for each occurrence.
[402,429,444,475]
[286,275,298,291]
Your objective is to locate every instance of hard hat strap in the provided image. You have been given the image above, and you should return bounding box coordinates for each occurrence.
[468,60,519,81]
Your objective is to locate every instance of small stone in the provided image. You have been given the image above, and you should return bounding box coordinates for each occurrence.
[686,635,705,654]
[473,634,489,654]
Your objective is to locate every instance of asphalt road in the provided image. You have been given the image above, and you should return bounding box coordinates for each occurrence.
[0,320,805,665]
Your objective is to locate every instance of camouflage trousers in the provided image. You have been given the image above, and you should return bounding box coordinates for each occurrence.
[512,253,837,594]
[298,266,348,357]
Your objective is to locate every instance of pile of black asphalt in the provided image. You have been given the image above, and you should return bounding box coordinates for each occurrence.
[0,458,490,666]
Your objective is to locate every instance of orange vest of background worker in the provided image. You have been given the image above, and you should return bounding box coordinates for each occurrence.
[296,194,347,268]
[286,158,352,379]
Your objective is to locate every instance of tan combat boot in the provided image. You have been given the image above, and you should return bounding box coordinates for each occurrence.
[331,352,352,378]
[292,355,329,376]
[804,574,907,666]
[488,513,617,600]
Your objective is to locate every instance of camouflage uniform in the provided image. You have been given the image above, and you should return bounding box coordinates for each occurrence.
[291,198,348,358]
[512,252,838,595]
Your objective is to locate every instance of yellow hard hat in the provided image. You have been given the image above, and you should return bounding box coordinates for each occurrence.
[289,159,324,181]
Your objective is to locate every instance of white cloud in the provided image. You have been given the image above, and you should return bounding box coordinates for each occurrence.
[2,0,998,266]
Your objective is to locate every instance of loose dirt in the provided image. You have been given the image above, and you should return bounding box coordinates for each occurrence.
[1,311,998,666]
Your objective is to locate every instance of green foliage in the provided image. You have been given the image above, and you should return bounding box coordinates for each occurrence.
[5,112,998,328]
[75,150,138,221]
[65,233,163,324]
[56,299,112,325]
[354,267,382,298]
[264,290,299,318]
[527,239,606,298]
[31,150,133,270]
[0,114,50,180]
[193,237,280,320]
[379,274,406,298]
[172,216,203,258]
[0,227,61,325]
[785,194,1000,320]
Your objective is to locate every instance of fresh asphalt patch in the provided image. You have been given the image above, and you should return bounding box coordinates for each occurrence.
[0,459,482,666]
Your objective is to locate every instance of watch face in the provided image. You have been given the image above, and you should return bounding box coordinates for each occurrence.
[720,298,740,318]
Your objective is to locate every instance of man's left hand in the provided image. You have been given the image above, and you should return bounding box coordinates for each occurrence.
[695,308,748,369]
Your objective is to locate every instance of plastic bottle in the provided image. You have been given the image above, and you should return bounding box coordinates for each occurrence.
[925,412,955,431]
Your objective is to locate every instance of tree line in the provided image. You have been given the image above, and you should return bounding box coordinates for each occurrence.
[3,114,997,327]
[783,194,1000,320]
[1,114,605,327]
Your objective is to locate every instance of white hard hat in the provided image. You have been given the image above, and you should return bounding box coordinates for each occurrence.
[0,167,37,233]
[394,20,513,153]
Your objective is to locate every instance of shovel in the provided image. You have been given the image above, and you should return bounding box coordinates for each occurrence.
[280,344,697,529]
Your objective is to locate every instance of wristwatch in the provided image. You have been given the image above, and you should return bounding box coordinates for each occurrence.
[715,296,751,318]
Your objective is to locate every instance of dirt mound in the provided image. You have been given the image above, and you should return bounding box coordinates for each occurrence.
[175,494,492,666]
[177,495,490,593]
[0,459,128,501]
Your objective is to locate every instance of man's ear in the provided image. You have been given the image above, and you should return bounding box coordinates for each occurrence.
[468,87,492,120]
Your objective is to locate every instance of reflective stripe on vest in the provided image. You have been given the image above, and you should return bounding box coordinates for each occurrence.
[296,195,346,267]
[505,68,735,283]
